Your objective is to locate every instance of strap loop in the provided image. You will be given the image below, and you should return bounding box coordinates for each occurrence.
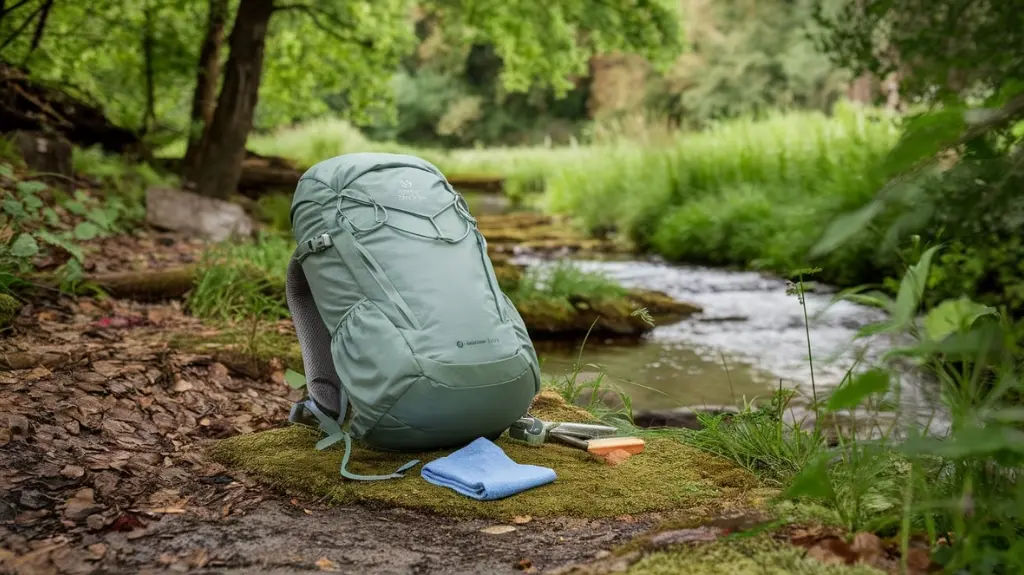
[304,400,420,481]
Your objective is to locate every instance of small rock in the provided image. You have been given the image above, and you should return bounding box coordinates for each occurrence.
[512,515,533,524]
[632,405,739,430]
[172,379,194,393]
[19,489,48,510]
[86,513,107,531]
[61,465,86,479]
[145,187,254,242]
[87,543,108,560]
[6,413,30,436]
[64,488,104,521]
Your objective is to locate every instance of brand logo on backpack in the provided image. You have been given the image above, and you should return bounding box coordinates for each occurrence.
[456,338,499,348]
[397,179,423,201]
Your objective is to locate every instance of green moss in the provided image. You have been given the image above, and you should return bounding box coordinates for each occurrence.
[626,535,885,575]
[0,294,21,329]
[208,391,767,520]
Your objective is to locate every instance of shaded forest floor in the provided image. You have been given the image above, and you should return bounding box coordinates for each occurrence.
[1,229,930,575]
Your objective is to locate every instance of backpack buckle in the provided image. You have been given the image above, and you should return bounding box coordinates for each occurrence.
[307,233,333,253]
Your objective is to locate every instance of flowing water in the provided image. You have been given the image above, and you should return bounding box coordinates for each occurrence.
[519,255,943,429]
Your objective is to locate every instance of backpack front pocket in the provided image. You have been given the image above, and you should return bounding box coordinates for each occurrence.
[332,298,420,438]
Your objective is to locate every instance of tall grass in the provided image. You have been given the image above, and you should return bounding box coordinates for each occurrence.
[157,116,607,199]
[683,246,1024,572]
[542,103,901,284]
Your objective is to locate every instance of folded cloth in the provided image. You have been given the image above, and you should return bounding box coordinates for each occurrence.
[421,437,556,500]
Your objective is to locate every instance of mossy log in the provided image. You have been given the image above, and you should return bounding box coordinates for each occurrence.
[516,292,701,339]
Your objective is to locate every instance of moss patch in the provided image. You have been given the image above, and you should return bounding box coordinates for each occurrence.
[208,391,767,520]
[625,535,886,575]
[0,293,21,329]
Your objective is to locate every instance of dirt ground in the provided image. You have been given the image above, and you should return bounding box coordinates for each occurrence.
[0,229,667,575]
[0,291,680,575]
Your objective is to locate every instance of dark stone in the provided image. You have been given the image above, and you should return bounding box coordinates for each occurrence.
[10,130,74,190]
[632,406,740,430]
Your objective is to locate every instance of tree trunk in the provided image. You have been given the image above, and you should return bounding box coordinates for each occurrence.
[189,0,274,200]
[183,0,229,174]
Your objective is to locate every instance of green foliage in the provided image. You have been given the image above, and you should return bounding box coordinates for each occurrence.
[186,233,292,322]
[0,144,160,293]
[511,261,630,303]
[650,0,850,128]
[544,104,901,286]
[777,248,1024,571]
[811,0,1024,104]
[4,0,683,146]
[683,390,828,485]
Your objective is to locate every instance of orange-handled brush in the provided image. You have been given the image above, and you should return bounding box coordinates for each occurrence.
[549,431,646,462]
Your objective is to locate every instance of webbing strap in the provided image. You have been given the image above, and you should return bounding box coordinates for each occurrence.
[474,229,507,322]
[320,206,422,331]
[294,233,334,264]
[305,401,420,481]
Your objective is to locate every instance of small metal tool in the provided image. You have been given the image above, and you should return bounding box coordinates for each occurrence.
[508,416,618,446]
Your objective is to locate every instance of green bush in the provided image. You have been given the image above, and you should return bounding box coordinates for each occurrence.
[543,103,901,284]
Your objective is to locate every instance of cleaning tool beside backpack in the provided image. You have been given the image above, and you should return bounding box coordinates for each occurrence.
[284,153,543,481]
[420,438,557,500]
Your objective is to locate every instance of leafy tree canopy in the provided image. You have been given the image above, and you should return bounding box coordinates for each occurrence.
[811,0,1024,104]
[0,0,683,139]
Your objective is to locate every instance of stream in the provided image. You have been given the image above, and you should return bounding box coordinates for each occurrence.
[517,254,945,432]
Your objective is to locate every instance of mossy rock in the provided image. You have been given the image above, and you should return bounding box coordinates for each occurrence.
[511,291,701,340]
[621,535,886,575]
[207,391,767,520]
[0,294,22,330]
[628,289,703,319]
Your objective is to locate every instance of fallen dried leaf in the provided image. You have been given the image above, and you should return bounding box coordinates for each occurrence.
[850,532,884,564]
[60,465,85,479]
[648,527,721,547]
[86,543,107,560]
[806,538,857,566]
[109,513,146,532]
[480,525,517,535]
[512,515,533,525]
[148,507,186,514]
[64,488,104,521]
[906,547,932,573]
[315,557,341,571]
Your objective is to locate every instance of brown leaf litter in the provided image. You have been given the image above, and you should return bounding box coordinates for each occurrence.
[1,295,301,573]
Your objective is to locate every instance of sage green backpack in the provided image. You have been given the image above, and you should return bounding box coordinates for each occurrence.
[284,152,542,481]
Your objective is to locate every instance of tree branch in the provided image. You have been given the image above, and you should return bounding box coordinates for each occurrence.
[0,1,44,54]
[0,0,34,18]
[21,0,53,64]
[271,2,374,50]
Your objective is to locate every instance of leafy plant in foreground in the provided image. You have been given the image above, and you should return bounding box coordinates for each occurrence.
[784,246,1023,573]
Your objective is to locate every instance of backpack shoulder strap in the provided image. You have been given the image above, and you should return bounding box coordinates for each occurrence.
[317,205,422,330]
[287,245,420,482]
[305,400,420,482]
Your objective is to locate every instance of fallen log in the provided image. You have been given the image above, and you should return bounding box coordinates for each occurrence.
[0,62,143,156]
[156,154,508,197]
[29,267,200,301]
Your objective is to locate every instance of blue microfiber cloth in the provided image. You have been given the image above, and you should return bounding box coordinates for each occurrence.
[420,437,557,501]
